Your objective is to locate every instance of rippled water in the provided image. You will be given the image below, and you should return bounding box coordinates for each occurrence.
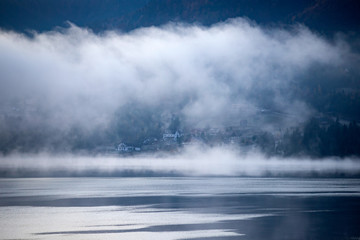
[1,178,360,240]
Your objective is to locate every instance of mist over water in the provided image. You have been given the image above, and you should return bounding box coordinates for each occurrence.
[1,146,360,177]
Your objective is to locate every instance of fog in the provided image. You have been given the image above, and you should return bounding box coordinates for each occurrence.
[0,18,348,133]
[1,146,360,177]
[1,18,359,170]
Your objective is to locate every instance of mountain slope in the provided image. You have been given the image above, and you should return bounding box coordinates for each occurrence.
[0,0,150,32]
[108,0,360,34]
[1,0,359,34]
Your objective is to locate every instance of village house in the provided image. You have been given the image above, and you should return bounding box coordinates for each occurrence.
[117,143,140,153]
[163,131,182,141]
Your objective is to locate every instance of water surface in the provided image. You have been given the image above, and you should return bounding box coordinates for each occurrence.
[1,177,360,240]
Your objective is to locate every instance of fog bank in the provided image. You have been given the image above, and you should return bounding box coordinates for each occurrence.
[0,19,347,132]
[1,147,360,177]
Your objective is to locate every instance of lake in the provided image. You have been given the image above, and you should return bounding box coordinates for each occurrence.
[1,177,360,240]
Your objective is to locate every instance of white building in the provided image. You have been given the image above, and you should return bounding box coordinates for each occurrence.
[163,131,182,141]
[117,143,135,153]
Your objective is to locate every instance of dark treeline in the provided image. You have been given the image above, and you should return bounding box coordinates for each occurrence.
[278,118,360,158]
[292,67,360,122]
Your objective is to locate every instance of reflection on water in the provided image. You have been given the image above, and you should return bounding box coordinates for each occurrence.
[0,178,360,240]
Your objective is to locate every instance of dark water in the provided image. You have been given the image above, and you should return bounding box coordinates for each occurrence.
[0,177,360,240]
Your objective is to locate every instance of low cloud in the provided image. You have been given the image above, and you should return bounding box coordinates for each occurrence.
[0,18,348,133]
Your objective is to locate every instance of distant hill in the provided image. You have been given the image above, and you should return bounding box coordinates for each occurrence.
[0,0,150,32]
[292,0,360,34]
[1,0,359,34]
[109,0,313,30]
[119,0,360,34]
